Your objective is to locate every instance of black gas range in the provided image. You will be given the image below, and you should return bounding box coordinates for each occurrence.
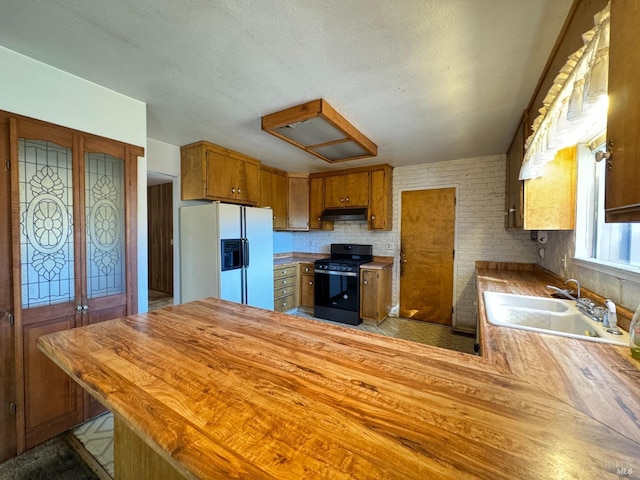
[314,244,373,325]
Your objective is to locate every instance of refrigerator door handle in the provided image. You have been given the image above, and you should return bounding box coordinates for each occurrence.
[243,238,250,268]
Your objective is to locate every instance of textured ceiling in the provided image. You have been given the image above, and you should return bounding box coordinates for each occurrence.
[0,0,573,173]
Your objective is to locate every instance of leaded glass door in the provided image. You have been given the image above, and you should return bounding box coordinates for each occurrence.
[13,120,82,449]
[10,117,140,451]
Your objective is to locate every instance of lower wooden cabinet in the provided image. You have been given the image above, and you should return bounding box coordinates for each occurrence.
[299,263,315,309]
[360,265,392,325]
[274,264,297,312]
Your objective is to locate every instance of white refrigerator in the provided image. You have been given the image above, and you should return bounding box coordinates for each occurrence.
[180,203,274,309]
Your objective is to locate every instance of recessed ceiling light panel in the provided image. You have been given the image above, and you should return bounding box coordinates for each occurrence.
[261,99,377,163]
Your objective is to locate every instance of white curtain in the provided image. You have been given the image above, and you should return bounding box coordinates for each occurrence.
[519,2,610,180]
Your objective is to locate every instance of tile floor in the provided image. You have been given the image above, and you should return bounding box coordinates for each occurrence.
[72,310,477,477]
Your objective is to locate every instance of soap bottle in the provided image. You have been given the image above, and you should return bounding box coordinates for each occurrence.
[630,303,640,360]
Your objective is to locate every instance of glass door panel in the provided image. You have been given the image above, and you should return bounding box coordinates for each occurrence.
[84,152,125,299]
[18,139,75,308]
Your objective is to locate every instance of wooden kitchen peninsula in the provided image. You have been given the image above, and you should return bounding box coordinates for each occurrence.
[38,298,639,479]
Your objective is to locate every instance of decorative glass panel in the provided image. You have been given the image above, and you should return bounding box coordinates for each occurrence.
[85,152,125,299]
[19,139,75,308]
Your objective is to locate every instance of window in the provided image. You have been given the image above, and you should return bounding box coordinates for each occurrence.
[576,143,640,270]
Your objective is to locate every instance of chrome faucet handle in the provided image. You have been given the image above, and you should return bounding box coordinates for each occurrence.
[563,278,581,299]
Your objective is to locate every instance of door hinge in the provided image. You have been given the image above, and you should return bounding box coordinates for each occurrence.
[452,249,455,259]
[10,403,17,415]
[5,160,9,171]
[7,313,14,325]
[451,306,454,317]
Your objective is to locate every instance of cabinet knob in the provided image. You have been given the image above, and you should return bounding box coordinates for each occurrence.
[283,302,286,306]
[346,196,350,203]
[309,281,313,285]
[283,280,287,284]
[371,215,375,221]
[231,187,236,194]
[237,188,241,194]
[317,217,321,221]
[364,280,368,285]
[340,197,344,203]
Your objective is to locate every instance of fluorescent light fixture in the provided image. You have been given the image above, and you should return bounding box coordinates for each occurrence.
[261,99,377,163]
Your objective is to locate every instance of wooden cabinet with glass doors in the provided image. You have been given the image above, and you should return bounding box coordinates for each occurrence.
[2,112,142,452]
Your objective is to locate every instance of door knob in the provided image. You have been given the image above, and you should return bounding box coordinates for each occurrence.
[83,304,89,311]
[76,305,83,312]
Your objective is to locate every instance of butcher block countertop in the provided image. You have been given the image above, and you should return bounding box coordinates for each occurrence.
[38,296,639,478]
[477,262,640,447]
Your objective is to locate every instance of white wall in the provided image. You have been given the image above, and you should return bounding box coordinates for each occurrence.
[293,154,536,332]
[0,46,149,312]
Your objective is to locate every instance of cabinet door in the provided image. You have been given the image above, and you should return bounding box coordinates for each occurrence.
[272,172,288,230]
[235,158,260,205]
[23,312,82,448]
[300,272,315,308]
[324,175,346,208]
[205,150,236,201]
[259,169,273,209]
[605,0,640,222]
[505,116,525,229]
[360,270,379,320]
[309,177,333,230]
[369,169,391,230]
[287,176,309,231]
[345,172,369,207]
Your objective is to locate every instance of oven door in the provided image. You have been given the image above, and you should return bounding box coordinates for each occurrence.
[314,269,359,312]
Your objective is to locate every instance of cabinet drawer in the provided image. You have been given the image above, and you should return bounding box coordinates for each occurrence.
[274,265,297,279]
[274,286,296,299]
[299,263,314,274]
[274,275,296,288]
[274,294,296,312]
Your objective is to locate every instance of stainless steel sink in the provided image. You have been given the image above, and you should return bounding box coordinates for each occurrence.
[483,292,629,346]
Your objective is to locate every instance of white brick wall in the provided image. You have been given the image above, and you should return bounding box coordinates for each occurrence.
[293,154,536,331]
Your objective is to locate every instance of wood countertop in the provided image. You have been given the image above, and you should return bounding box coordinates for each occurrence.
[477,263,640,447]
[38,297,639,479]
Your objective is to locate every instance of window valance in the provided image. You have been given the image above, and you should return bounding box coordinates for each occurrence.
[519,2,610,180]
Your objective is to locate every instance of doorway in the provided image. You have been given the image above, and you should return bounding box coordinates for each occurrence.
[399,188,456,325]
[147,173,174,311]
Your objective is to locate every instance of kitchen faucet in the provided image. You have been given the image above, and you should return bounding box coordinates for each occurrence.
[563,278,581,299]
[546,280,606,323]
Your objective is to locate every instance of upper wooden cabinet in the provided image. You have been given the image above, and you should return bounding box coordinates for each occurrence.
[505,114,526,230]
[287,174,309,231]
[259,165,287,230]
[310,164,393,231]
[181,141,260,205]
[605,0,640,222]
[324,172,369,208]
[524,146,576,230]
[369,166,393,230]
[309,177,334,231]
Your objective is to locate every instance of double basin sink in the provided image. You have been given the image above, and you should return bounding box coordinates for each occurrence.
[483,291,629,346]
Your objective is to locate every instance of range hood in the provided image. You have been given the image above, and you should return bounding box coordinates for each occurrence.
[321,208,368,222]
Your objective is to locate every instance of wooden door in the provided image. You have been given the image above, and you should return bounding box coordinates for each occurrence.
[235,157,260,205]
[399,189,455,324]
[0,115,16,462]
[10,115,140,451]
[287,175,309,231]
[345,172,369,207]
[205,150,236,201]
[360,270,379,320]
[300,272,314,308]
[369,168,391,230]
[605,0,640,222]
[11,118,83,450]
[147,182,174,294]
[272,172,288,230]
[324,175,346,208]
